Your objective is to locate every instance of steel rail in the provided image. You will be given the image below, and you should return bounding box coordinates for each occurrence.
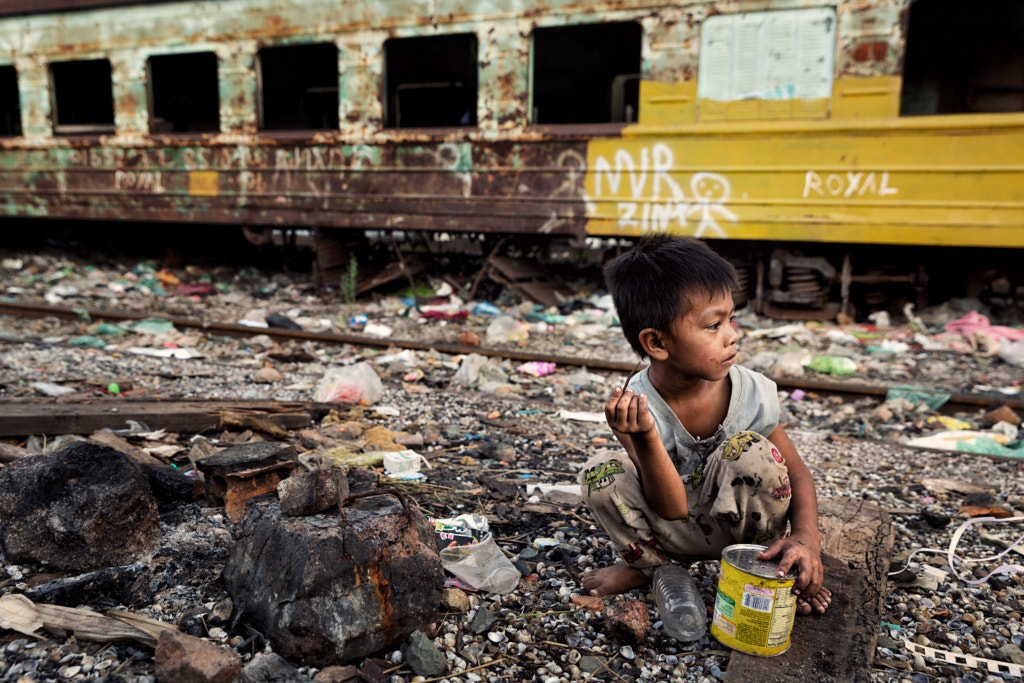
[1,300,1022,412]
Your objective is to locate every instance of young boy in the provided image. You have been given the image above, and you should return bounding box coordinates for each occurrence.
[578,235,830,615]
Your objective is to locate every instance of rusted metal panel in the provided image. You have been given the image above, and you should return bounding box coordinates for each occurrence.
[0,0,171,18]
[835,0,907,79]
[0,138,593,234]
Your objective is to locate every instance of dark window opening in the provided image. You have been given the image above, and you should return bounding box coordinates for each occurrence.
[532,22,642,124]
[258,43,339,130]
[901,0,1024,116]
[51,58,115,134]
[149,51,219,133]
[385,34,477,128]
[0,65,20,136]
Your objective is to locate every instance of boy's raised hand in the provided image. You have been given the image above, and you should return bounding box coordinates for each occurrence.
[605,387,656,436]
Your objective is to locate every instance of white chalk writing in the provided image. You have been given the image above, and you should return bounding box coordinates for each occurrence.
[802,171,898,199]
[590,143,736,236]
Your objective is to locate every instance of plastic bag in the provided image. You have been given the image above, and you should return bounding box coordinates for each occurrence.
[885,385,951,411]
[804,355,858,376]
[486,316,530,343]
[453,354,507,388]
[471,302,502,317]
[516,361,556,377]
[1000,339,1024,367]
[314,362,384,404]
[438,532,520,594]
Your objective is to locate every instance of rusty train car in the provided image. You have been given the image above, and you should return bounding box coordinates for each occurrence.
[1,0,1022,316]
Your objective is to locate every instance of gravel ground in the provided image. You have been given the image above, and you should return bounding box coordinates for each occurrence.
[0,245,1022,683]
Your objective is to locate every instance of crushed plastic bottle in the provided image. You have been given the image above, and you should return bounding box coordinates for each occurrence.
[653,564,706,642]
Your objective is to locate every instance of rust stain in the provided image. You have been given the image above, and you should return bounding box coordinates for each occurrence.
[367,563,393,635]
[853,41,889,62]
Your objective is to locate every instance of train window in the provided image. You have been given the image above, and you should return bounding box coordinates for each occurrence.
[384,34,478,128]
[149,52,219,133]
[531,23,641,125]
[258,43,339,130]
[901,0,1024,116]
[0,65,20,136]
[697,8,836,116]
[50,58,115,135]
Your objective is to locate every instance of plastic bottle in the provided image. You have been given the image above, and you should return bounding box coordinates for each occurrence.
[653,564,706,641]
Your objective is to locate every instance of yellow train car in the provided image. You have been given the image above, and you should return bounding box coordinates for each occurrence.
[0,0,1021,315]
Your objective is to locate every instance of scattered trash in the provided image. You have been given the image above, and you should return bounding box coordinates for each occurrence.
[906,430,1012,454]
[944,311,1024,342]
[439,533,520,594]
[486,316,530,343]
[127,347,203,359]
[885,386,951,411]
[29,382,76,397]
[314,363,384,404]
[471,302,502,317]
[556,410,606,423]
[363,322,393,338]
[516,361,556,377]
[265,313,302,331]
[382,449,430,476]
[120,318,177,335]
[68,336,106,348]
[805,355,858,376]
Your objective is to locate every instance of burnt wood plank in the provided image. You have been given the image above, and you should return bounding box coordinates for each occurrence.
[723,497,894,683]
[0,400,325,437]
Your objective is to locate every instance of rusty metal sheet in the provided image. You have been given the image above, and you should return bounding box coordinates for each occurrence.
[0,0,169,18]
[0,138,593,234]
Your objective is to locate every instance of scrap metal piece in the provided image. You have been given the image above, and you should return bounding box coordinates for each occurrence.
[196,442,298,522]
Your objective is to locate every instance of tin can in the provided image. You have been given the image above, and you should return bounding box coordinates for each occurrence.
[711,544,798,656]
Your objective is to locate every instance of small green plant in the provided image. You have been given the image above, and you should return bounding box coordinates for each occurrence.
[340,254,358,303]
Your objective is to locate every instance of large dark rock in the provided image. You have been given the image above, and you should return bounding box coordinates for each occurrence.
[223,494,443,666]
[0,442,160,571]
[277,469,348,517]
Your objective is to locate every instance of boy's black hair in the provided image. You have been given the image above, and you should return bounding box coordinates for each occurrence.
[604,235,738,358]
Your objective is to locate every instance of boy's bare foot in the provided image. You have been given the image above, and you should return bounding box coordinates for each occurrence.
[796,586,831,615]
[581,562,649,597]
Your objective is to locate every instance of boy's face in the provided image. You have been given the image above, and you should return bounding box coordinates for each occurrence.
[659,291,738,382]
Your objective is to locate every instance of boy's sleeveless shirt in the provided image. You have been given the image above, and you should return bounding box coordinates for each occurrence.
[627,365,779,476]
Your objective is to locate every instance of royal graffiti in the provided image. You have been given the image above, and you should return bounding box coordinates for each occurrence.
[802,170,898,199]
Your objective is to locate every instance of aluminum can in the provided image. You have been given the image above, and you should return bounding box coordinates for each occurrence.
[711,544,798,656]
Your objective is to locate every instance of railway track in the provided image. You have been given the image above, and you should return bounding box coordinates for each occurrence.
[1,300,1022,415]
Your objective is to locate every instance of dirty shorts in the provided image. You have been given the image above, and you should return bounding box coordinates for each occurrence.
[577,431,792,574]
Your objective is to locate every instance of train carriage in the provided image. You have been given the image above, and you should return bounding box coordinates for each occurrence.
[0,0,1022,316]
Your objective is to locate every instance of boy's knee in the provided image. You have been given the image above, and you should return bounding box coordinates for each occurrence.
[579,456,630,501]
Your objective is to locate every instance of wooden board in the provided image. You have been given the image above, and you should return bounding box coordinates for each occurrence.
[723,497,894,683]
[0,400,327,437]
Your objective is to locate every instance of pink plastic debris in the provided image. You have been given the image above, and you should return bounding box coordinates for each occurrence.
[516,361,556,377]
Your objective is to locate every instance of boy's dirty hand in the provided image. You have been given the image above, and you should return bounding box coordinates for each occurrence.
[757,532,826,612]
[605,387,656,436]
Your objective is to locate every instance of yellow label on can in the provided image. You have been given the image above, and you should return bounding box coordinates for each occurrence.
[711,545,798,656]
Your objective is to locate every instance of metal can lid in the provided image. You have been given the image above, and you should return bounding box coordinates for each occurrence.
[722,544,798,580]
